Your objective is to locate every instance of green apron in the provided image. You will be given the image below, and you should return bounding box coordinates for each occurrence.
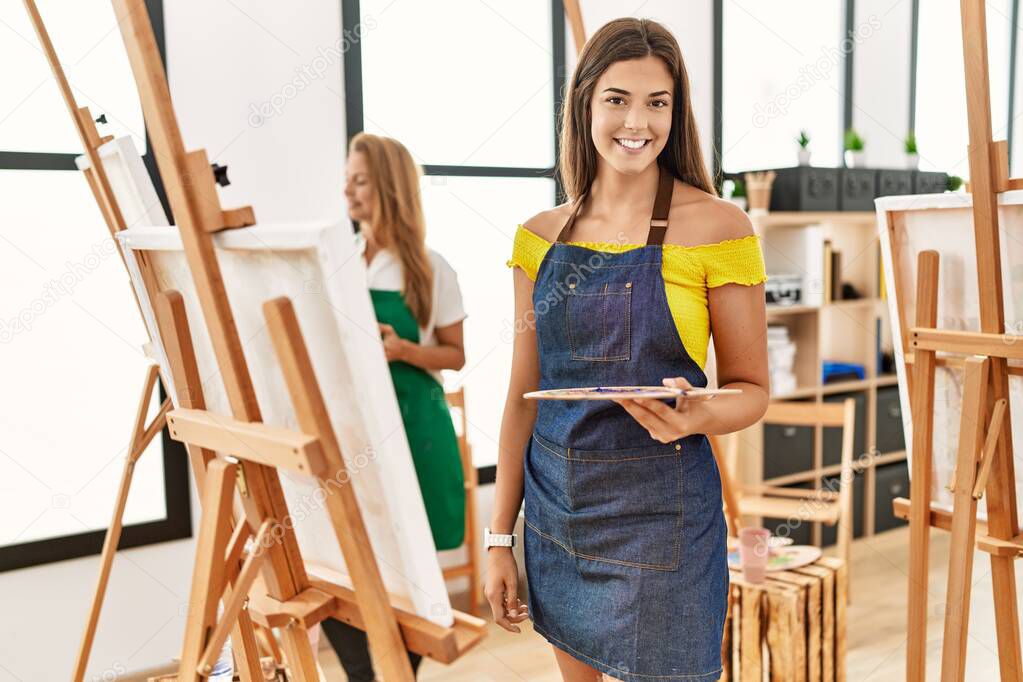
[370,289,465,550]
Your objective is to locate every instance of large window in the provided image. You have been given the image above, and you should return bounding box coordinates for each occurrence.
[720,0,846,172]
[350,0,564,471]
[0,0,190,571]
[914,0,1013,180]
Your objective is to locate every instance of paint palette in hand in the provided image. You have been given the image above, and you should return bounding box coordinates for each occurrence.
[522,386,742,401]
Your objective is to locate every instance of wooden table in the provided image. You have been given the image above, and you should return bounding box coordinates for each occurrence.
[721,556,846,682]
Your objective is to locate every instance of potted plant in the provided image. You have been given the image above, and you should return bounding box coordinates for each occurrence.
[796,129,811,165]
[904,131,919,169]
[844,128,865,168]
[947,175,963,192]
[726,177,747,211]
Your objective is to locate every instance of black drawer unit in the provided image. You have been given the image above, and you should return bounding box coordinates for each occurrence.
[914,170,948,194]
[840,168,877,211]
[821,470,865,546]
[768,166,840,212]
[763,399,815,479]
[875,386,906,454]
[876,169,914,197]
[763,481,814,546]
[874,461,910,533]
[822,391,867,467]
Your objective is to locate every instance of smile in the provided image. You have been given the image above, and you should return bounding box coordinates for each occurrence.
[615,138,650,151]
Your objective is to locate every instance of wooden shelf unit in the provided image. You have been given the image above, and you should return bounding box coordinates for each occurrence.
[738,210,906,545]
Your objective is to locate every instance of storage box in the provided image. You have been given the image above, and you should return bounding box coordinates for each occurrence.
[840,168,876,211]
[875,386,905,454]
[874,462,909,533]
[822,392,866,466]
[768,166,840,212]
[913,170,948,194]
[876,169,914,197]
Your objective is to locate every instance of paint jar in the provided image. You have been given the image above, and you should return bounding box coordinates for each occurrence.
[738,527,771,583]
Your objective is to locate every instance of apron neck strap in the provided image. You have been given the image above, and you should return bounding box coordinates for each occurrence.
[555,165,675,245]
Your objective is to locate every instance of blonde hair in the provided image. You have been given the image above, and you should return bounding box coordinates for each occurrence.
[558,17,717,201]
[349,132,433,328]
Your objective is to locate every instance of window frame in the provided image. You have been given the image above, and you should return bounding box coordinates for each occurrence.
[341,0,567,484]
[0,0,192,573]
[712,0,857,181]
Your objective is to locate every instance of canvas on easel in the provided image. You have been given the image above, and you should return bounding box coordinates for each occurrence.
[116,220,456,626]
[877,190,1023,525]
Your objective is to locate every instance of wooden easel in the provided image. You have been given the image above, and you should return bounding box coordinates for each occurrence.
[24,0,484,677]
[105,0,485,678]
[17,3,194,678]
[896,1,1023,679]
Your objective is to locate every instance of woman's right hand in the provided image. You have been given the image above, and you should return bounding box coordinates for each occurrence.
[484,547,530,632]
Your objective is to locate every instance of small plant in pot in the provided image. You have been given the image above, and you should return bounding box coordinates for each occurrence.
[844,128,865,168]
[904,131,919,170]
[795,129,811,166]
[725,177,747,211]
[947,175,963,192]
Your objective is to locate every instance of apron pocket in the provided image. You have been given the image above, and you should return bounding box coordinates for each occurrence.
[565,280,632,361]
[567,448,682,570]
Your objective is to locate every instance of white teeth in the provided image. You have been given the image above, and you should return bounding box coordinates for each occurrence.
[616,138,648,149]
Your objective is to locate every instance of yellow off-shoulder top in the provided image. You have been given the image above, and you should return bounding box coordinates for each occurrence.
[506,224,769,369]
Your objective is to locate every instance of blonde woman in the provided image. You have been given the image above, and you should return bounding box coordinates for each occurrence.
[321,132,467,680]
[488,18,770,682]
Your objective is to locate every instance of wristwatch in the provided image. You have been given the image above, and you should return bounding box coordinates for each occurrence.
[484,527,516,549]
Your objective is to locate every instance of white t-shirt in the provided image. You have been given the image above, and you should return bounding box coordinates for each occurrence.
[358,233,467,386]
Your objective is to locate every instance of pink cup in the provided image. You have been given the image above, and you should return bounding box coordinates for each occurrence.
[738,527,771,583]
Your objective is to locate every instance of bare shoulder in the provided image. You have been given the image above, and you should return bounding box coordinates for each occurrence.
[666,184,755,247]
[521,203,573,243]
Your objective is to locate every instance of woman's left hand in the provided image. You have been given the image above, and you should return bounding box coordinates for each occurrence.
[612,377,705,443]
[379,322,409,362]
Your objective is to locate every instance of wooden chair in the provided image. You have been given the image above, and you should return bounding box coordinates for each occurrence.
[710,399,857,571]
[442,387,482,615]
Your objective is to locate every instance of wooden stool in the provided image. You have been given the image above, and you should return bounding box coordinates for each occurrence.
[721,556,847,682]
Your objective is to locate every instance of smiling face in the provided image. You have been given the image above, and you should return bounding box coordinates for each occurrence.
[344,150,374,223]
[589,55,674,175]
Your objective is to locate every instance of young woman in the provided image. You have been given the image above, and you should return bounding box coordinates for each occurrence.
[321,132,468,680]
[487,18,770,682]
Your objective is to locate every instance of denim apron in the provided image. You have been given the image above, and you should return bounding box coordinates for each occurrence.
[523,165,728,682]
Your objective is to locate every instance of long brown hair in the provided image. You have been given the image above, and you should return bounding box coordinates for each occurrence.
[349,132,433,328]
[558,18,716,201]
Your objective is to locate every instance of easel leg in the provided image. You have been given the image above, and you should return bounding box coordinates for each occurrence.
[72,364,168,682]
[154,290,265,680]
[179,458,238,681]
[983,356,1023,681]
[940,357,990,681]
[278,620,322,680]
[907,251,940,682]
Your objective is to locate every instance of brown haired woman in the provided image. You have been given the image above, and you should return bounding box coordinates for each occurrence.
[320,132,467,680]
[487,18,770,682]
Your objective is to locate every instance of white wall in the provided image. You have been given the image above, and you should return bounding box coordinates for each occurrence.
[852,0,913,169]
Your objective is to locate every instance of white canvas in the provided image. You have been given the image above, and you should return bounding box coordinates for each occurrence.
[75,136,168,231]
[876,190,1023,524]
